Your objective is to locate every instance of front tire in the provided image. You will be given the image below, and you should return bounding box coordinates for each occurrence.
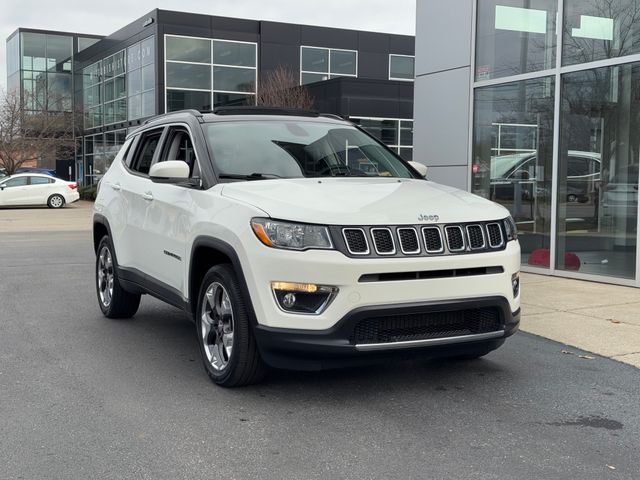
[196,264,265,387]
[96,236,141,318]
[47,194,65,208]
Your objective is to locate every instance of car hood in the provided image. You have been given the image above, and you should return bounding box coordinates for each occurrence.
[220,178,509,225]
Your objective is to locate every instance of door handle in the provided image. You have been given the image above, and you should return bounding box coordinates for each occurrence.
[110,183,121,191]
[142,192,154,201]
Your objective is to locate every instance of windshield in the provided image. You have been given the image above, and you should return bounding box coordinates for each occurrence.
[203,120,415,179]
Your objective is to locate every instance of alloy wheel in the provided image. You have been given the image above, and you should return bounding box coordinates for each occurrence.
[97,246,114,308]
[201,282,234,371]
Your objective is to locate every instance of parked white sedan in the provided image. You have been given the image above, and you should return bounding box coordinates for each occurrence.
[0,173,80,208]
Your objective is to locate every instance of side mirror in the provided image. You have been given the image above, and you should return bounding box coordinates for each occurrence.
[149,160,190,183]
[408,161,428,178]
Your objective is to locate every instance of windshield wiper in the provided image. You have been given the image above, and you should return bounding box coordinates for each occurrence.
[218,173,283,181]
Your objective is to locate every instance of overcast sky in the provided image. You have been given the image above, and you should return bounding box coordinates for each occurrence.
[1,0,416,88]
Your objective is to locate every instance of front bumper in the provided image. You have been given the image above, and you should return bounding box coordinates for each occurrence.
[254,296,520,370]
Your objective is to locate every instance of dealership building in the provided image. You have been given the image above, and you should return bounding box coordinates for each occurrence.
[5,10,414,182]
[415,0,640,287]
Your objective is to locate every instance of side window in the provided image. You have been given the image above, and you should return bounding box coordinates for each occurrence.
[2,177,28,187]
[29,176,53,185]
[567,156,590,177]
[130,129,164,175]
[160,127,200,178]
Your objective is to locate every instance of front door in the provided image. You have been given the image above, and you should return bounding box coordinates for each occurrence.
[0,176,30,206]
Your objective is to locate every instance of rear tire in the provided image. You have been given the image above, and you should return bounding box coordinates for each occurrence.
[47,194,65,209]
[96,235,141,318]
[195,264,266,387]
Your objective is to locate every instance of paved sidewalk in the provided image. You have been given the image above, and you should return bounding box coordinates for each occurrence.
[0,200,93,233]
[520,272,640,368]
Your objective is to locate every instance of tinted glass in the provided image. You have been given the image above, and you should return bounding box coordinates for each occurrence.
[301,47,328,72]
[399,121,413,146]
[3,177,28,187]
[128,94,141,120]
[127,44,141,71]
[30,176,52,185]
[330,50,357,75]
[213,41,255,67]
[47,73,72,111]
[475,0,557,80]
[213,92,254,107]
[141,64,154,91]
[204,121,415,179]
[21,32,46,71]
[356,119,398,145]
[140,36,154,66]
[131,132,162,174]
[301,72,328,85]
[45,35,71,72]
[141,91,155,117]
[166,36,211,63]
[7,35,19,76]
[166,62,211,90]
[557,64,639,279]
[167,90,211,112]
[213,66,255,92]
[78,37,99,52]
[563,0,640,66]
[127,69,141,95]
[473,77,555,265]
[390,55,415,80]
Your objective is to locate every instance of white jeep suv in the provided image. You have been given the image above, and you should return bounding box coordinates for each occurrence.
[93,107,520,387]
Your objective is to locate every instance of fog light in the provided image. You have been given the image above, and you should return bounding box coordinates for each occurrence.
[512,272,520,298]
[271,281,338,314]
[282,292,297,308]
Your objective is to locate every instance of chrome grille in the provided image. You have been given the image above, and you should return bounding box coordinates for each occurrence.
[397,228,420,254]
[486,223,504,248]
[343,228,369,254]
[466,225,485,250]
[371,228,395,255]
[422,227,444,253]
[445,226,465,252]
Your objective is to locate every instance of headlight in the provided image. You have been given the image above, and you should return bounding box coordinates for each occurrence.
[503,216,518,241]
[251,218,333,250]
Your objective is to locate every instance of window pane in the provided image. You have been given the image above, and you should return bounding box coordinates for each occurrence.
[390,55,415,80]
[213,92,254,107]
[141,91,155,117]
[330,50,356,75]
[78,37,99,53]
[301,47,328,73]
[166,36,211,63]
[141,64,154,91]
[213,66,255,92]
[400,121,413,146]
[114,99,127,122]
[30,176,52,185]
[472,77,555,265]
[104,79,115,102]
[399,148,413,162]
[166,62,211,90]
[113,51,125,76]
[4,177,28,187]
[47,73,72,111]
[563,0,640,66]
[167,89,211,112]
[127,44,141,71]
[114,76,126,99]
[213,41,255,67]
[301,72,328,84]
[475,0,557,81]
[45,35,72,73]
[128,94,141,120]
[127,69,141,95]
[557,64,638,279]
[140,36,154,66]
[21,32,46,71]
[355,119,399,146]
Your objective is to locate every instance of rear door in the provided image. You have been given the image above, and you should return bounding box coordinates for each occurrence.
[26,176,55,205]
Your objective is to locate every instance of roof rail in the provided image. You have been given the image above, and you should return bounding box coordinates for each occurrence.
[142,109,203,125]
[212,106,320,117]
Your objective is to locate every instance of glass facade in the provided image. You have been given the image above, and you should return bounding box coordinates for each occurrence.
[350,117,414,160]
[164,35,257,112]
[475,0,557,80]
[300,46,357,84]
[19,32,73,112]
[472,0,640,284]
[83,36,155,129]
[389,54,415,80]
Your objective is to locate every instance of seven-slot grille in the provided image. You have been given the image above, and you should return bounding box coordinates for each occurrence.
[340,222,507,257]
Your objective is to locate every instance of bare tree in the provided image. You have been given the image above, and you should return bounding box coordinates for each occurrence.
[0,88,77,175]
[256,66,314,110]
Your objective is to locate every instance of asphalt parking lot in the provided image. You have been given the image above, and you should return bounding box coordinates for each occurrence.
[1,225,639,479]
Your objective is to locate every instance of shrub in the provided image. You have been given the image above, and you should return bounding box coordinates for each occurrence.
[78,184,98,201]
